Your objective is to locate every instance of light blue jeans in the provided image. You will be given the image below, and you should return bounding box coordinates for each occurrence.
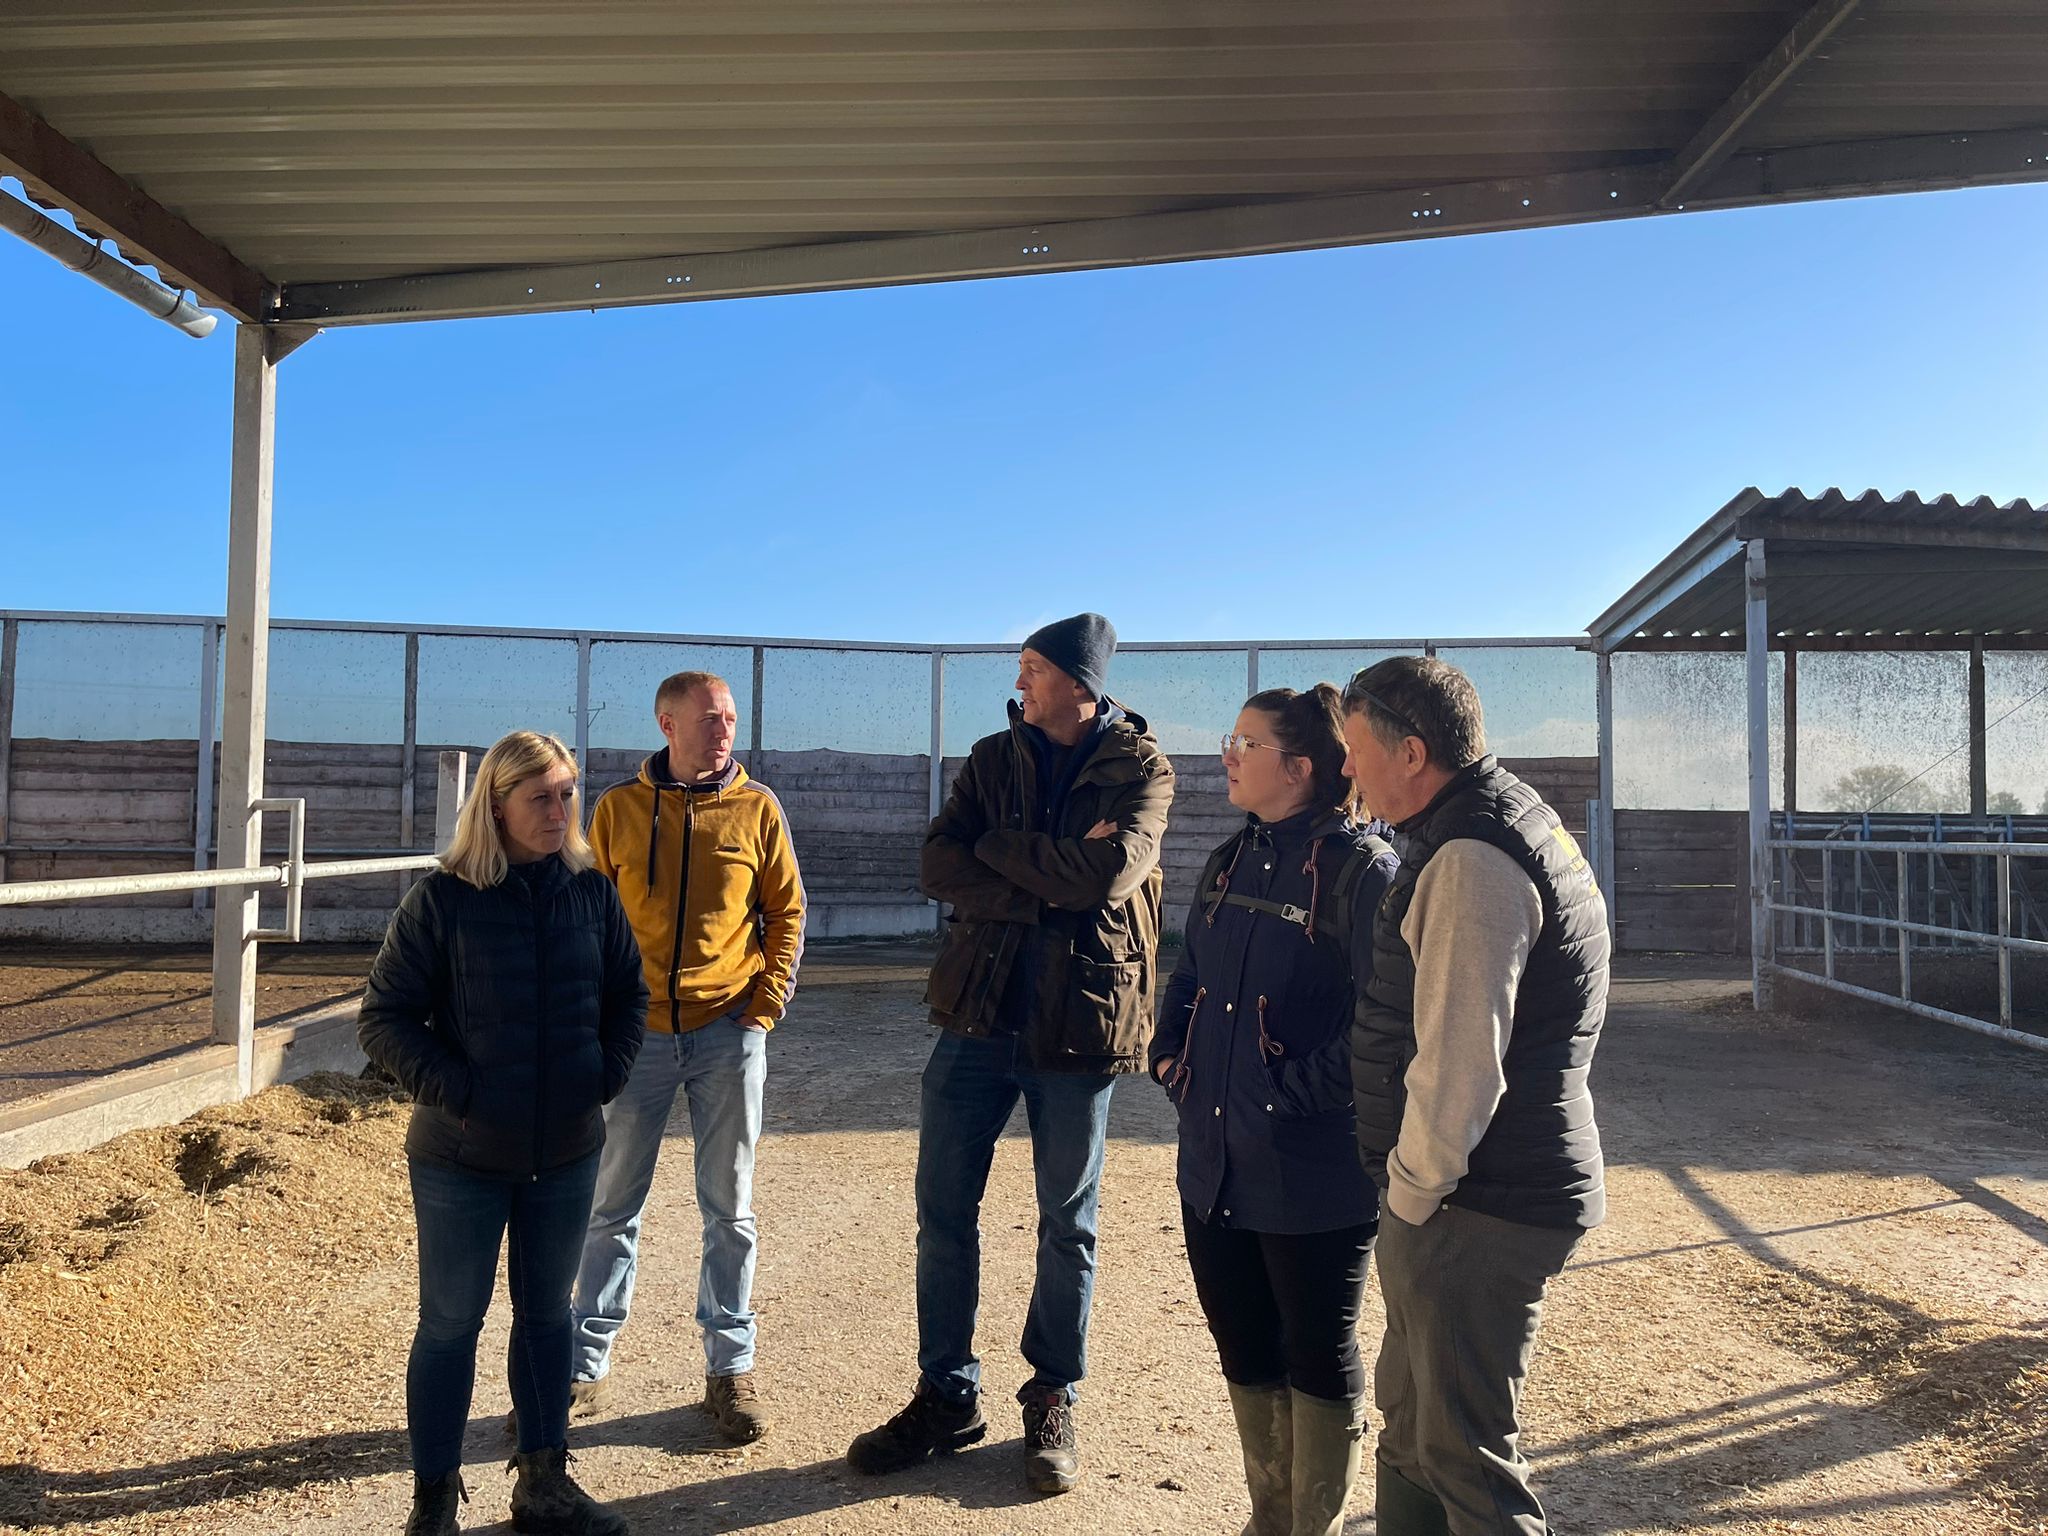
[570,1005,766,1381]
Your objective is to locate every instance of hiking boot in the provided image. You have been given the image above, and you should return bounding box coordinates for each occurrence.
[403,1470,467,1536]
[504,1376,612,1441]
[507,1447,628,1536]
[704,1372,769,1444]
[846,1381,987,1474]
[1019,1385,1079,1495]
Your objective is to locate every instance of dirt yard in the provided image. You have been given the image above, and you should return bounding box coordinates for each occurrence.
[0,948,2044,1535]
[0,946,375,1107]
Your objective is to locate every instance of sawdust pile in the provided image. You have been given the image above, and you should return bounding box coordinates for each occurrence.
[0,1074,413,1487]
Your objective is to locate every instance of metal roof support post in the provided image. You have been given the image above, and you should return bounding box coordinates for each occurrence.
[1594,647,1616,945]
[211,321,314,1095]
[1745,540,1774,1009]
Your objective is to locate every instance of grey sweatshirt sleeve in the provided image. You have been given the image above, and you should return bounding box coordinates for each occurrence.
[1384,838,1543,1225]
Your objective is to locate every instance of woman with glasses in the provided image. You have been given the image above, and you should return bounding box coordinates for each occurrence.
[1148,685,1398,1536]
[359,730,647,1536]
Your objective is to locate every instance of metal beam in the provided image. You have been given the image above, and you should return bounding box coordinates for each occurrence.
[1693,125,2048,213]
[1659,0,1866,209]
[1617,633,2048,653]
[283,162,1665,326]
[1736,518,2048,556]
[0,89,269,324]
[278,126,2048,329]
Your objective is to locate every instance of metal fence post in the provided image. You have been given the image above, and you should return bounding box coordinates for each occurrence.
[574,634,592,807]
[435,751,469,853]
[0,617,16,886]
[1998,851,2013,1030]
[192,622,219,911]
[749,646,766,772]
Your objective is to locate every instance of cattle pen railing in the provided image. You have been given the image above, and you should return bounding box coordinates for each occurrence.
[1764,835,2048,1053]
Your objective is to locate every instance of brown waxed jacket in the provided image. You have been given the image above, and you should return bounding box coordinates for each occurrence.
[921,699,1175,1073]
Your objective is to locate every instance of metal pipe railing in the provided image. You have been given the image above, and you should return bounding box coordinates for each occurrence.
[0,851,439,908]
[0,751,467,937]
[1764,835,2045,1045]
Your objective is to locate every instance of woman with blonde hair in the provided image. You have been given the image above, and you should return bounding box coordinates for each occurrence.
[360,730,647,1536]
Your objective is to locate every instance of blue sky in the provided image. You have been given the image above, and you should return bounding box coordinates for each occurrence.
[4,181,2045,645]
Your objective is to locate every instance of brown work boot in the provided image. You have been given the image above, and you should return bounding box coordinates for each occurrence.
[506,1447,627,1535]
[847,1381,987,1474]
[704,1371,769,1444]
[1019,1385,1080,1495]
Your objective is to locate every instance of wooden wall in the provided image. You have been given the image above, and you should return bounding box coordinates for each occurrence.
[1613,809,1747,954]
[9,736,1765,953]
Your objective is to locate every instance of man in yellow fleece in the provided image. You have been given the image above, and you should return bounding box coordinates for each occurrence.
[567,669,805,1444]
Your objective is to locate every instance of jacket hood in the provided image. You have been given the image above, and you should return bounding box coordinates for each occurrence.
[638,752,747,795]
[1003,695,1158,762]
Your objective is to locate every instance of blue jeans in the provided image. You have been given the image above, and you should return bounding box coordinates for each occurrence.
[406,1149,601,1480]
[915,1030,1116,1406]
[571,1008,766,1380]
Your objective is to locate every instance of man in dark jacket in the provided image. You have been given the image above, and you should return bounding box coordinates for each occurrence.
[848,613,1175,1495]
[1339,656,1608,1536]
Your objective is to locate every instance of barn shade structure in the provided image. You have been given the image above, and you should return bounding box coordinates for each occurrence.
[1587,487,2048,1019]
[2,2,2046,1080]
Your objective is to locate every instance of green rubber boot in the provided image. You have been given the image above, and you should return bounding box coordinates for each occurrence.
[1224,1380,1293,1535]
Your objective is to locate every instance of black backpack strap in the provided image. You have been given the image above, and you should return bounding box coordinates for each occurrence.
[1312,831,1395,978]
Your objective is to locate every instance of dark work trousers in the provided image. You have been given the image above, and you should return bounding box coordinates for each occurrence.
[1181,1202,1376,1402]
[406,1149,601,1480]
[1373,1202,1583,1536]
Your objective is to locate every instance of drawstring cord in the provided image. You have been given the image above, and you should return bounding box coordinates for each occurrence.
[1167,986,1205,1102]
[1205,835,1249,927]
[1256,994,1282,1060]
[645,782,662,891]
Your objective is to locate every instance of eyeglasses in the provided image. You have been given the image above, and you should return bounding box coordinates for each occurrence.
[1220,733,1297,758]
[1348,685,1425,743]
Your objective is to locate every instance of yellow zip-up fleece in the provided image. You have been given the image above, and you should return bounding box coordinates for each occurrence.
[588,755,806,1033]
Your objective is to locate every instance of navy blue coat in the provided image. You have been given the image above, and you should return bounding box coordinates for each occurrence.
[1151,808,1397,1234]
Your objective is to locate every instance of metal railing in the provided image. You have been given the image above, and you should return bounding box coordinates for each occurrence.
[0,752,468,941]
[1764,836,2048,1052]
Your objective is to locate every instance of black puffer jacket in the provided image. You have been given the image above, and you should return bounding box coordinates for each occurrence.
[358,857,648,1177]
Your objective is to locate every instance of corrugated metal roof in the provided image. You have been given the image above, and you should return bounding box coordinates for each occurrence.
[1591,487,2048,647]
[2,1,2045,323]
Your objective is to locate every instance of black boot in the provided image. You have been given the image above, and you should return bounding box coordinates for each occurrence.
[507,1447,628,1536]
[403,1470,466,1535]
